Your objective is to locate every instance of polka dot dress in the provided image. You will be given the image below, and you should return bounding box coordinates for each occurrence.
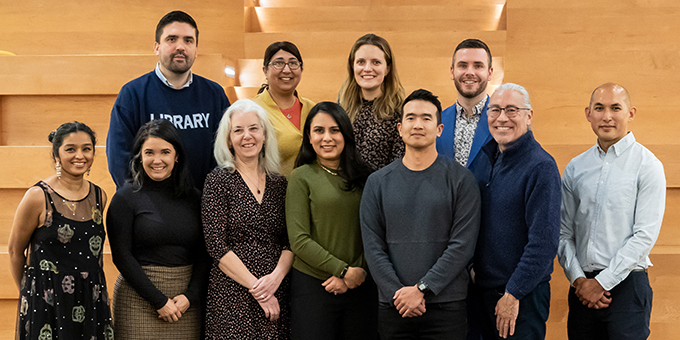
[16,181,113,339]
[202,168,291,340]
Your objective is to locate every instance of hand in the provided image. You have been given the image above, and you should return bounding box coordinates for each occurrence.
[574,277,611,309]
[402,299,426,318]
[157,298,182,322]
[470,267,476,284]
[171,294,190,314]
[250,273,282,302]
[322,276,348,295]
[393,286,426,318]
[495,292,519,339]
[343,267,367,289]
[256,295,281,321]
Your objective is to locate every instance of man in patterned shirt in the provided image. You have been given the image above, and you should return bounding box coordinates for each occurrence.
[436,38,494,177]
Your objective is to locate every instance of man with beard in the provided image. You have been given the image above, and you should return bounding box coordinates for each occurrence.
[437,39,494,176]
[107,10,230,189]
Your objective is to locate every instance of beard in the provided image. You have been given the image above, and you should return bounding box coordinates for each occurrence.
[454,76,488,99]
[161,52,194,75]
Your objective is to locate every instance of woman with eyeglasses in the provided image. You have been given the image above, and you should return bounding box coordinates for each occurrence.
[253,41,316,176]
[338,33,405,171]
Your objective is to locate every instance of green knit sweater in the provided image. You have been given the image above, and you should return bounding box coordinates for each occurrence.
[286,163,367,280]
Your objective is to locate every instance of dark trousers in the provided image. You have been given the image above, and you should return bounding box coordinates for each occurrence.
[468,281,550,340]
[378,300,466,340]
[567,271,652,340]
[290,268,378,340]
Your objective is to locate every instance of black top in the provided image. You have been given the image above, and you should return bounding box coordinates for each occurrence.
[107,178,209,309]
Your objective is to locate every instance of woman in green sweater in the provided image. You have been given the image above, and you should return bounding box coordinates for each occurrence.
[286,102,377,339]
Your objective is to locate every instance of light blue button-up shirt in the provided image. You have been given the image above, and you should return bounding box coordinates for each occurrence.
[558,132,666,291]
[154,62,193,89]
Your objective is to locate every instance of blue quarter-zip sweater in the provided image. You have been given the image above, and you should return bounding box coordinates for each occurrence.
[472,131,561,300]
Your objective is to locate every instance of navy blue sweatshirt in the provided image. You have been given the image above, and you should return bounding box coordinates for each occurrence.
[106,71,229,190]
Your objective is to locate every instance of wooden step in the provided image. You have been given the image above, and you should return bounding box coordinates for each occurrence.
[244,31,507,59]
[0,54,233,95]
[0,146,115,195]
[256,0,506,7]
[250,6,504,33]
[0,95,115,146]
[0,0,244,59]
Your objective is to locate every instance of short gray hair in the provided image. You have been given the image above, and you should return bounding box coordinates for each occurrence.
[492,83,532,110]
[214,99,281,174]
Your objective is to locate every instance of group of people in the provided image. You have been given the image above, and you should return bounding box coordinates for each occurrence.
[8,9,665,340]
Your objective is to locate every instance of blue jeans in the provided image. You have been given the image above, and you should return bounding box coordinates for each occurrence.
[468,281,550,340]
[378,301,467,340]
[567,271,652,340]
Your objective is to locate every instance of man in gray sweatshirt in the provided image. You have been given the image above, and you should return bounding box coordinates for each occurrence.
[361,89,481,340]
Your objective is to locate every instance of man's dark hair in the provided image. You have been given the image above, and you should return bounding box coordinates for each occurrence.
[453,38,492,68]
[401,89,443,124]
[155,11,199,44]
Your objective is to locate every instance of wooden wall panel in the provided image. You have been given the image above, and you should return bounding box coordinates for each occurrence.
[0,146,115,194]
[503,1,680,153]
[244,31,507,59]
[258,0,506,7]
[0,0,244,59]
[252,6,501,32]
[0,55,231,95]
[0,95,115,146]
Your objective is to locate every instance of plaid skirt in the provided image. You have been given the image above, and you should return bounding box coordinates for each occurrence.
[112,265,201,339]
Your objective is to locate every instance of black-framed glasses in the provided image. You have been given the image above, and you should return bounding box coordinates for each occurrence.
[488,106,530,118]
[269,60,301,70]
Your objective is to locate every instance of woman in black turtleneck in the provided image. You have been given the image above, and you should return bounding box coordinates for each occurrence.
[107,119,209,340]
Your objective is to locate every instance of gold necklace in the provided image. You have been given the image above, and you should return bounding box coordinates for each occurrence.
[318,162,339,176]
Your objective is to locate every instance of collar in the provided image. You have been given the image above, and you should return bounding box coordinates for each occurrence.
[483,130,535,160]
[596,131,635,157]
[154,63,193,89]
[456,95,488,120]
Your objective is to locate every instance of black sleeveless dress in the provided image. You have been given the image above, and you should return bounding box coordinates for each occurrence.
[16,181,113,340]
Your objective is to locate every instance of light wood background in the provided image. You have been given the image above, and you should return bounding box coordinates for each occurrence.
[1,0,678,338]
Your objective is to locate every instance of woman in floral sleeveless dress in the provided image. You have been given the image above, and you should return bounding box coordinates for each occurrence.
[8,122,113,339]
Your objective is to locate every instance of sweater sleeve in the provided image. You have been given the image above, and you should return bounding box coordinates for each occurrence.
[505,160,562,300]
[106,87,139,189]
[286,169,348,278]
[360,175,404,298]
[420,170,481,295]
[201,170,232,261]
[107,188,169,309]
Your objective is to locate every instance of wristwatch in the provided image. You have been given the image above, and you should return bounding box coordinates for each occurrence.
[339,266,349,279]
[417,280,430,294]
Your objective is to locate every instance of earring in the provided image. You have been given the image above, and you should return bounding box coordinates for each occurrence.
[56,161,62,179]
[86,168,91,177]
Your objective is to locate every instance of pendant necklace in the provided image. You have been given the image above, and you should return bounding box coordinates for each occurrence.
[240,169,262,194]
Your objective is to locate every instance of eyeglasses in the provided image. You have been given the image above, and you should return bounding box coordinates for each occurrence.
[269,60,301,70]
[488,106,531,118]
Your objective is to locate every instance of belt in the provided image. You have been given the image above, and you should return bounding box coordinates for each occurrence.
[584,268,647,279]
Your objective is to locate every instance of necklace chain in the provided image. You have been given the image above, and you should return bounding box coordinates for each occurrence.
[239,169,263,194]
[318,162,339,176]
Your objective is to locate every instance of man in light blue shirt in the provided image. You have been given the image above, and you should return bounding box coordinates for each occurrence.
[558,83,666,340]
